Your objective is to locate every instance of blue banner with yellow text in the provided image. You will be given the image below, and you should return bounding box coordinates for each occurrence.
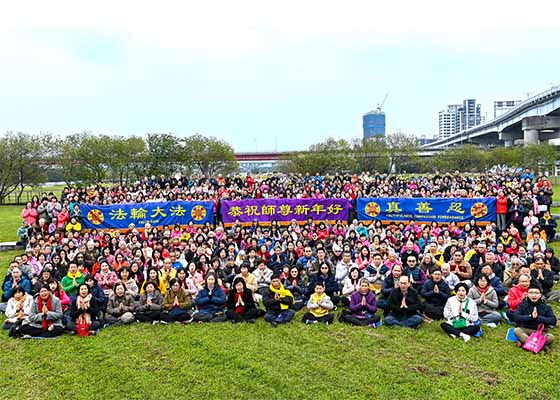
[357,197,496,224]
[81,201,214,230]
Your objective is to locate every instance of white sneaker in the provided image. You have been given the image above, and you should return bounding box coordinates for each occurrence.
[459,332,471,342]
[486,322,497,329]
[448,334,457,339]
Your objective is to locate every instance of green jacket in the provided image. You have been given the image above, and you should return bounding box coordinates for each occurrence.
[61,273,86,297]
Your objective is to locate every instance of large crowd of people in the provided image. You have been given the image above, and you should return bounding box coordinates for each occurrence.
[3,170,558,352]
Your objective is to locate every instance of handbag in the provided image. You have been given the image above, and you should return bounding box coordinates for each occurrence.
[76,316,91,337]
[522,324,547,354]
[452,298,469,329]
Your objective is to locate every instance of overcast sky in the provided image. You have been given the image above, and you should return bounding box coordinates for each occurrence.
[1,1,559,151]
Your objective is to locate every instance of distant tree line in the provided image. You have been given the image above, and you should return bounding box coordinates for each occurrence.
[0,132,238,204]
[0,130,557,204]
[281,134,558,176]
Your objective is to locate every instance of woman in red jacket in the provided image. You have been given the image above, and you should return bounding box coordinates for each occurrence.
[506,273,530,323]
[496,190,509,232]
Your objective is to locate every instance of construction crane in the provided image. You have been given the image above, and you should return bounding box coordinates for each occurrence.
[376,93,389,113]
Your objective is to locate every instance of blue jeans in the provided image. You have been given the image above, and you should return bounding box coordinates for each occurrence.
[264,309,295,324]
[384,313,422,328]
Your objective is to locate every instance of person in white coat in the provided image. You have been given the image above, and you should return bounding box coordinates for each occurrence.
[441,282,479,342]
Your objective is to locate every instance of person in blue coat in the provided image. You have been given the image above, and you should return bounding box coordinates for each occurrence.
[193,273,227,323]
[2,268,32,303]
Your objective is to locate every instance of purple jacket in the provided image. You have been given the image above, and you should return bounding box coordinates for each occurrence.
[349,290,377,319]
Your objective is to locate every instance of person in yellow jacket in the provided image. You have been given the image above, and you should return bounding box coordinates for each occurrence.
[302,282,335,324]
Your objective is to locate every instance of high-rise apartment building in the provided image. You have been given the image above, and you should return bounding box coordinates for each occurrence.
[438,99,482,138]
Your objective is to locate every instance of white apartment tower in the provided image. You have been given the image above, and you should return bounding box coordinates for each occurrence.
[438,99,482,138]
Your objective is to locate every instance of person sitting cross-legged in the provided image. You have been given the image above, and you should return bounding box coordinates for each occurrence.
[263,273,295,327]
[514,282,557,352]
[421,269,451,321]
[441,282,480,342]
[18,284,65,338]
[105,282,136,326]
[163,278,193,323]
[67,283,102,335]
[384,275,422,329]
[135,281,165,324]
[339,278,380,327]
[302,282,335,325]
[193,273,227,323]
[3,286,33,335]
[226,277,261,323]
[468,274,501,328]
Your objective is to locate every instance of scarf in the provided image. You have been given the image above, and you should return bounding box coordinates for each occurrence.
[77,294,92,325]
[38,295,53,330]
[477,286,490,296]
[234,292,245,314]
[269,283,294,310]
[67,271,82,279]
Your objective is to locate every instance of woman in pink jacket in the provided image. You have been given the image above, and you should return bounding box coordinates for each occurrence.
[21,203,38,226]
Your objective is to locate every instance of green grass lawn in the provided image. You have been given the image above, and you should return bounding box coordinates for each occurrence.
[0,209,559,399]
[0,205,23,242]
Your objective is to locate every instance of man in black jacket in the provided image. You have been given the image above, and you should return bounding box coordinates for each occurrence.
[531,258,560,301]
[384,275,422,328]
[262,274,295,327]
[514,283,557,351]
[421,269,451,321]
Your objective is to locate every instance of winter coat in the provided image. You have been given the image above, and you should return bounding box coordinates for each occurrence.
[421,279,451,307]
[24,294,64,330]
[106,293,135,317]
[515,298,557,330]
[195,285,226,315]
[388,287,422,318]
[70,295,101,322]
[135,291,164,312]
[443,295,479,326]
[349,290,377,319]
[468,286,499,314]
[163,288,192,311]
[306,273,338,298]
